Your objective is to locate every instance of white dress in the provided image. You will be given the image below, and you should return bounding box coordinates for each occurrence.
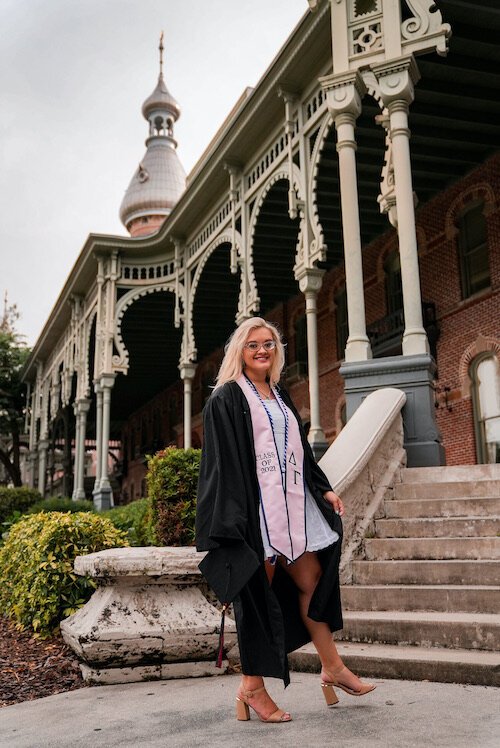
[258,398,339,561]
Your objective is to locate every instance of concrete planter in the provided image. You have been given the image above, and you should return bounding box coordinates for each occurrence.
[60,546,237,685]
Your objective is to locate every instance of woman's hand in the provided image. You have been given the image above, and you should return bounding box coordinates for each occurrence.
[323,490,344,516]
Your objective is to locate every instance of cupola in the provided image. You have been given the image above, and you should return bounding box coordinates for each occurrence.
[120,34,186,238]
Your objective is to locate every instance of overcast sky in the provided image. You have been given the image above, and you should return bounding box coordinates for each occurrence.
[0,0,308,345]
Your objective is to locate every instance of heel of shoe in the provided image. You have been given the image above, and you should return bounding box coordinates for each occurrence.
[321,682,339,706]
[236,698,250,721]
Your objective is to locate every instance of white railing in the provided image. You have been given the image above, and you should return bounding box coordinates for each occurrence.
[319,387,407,583]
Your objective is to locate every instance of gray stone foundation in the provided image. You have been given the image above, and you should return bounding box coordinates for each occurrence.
[340,354,445,467]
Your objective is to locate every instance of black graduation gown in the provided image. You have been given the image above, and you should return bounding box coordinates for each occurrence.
[195,380,343,686]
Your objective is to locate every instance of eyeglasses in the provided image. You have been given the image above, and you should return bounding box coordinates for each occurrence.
[244,340,277,352]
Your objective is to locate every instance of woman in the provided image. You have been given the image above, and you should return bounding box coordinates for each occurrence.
[196,318,375,723]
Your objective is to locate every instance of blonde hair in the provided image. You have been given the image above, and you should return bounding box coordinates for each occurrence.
[213,317,285,391]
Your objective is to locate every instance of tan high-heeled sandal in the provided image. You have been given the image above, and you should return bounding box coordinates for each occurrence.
[236,686,292,723]
[321,666,376,705]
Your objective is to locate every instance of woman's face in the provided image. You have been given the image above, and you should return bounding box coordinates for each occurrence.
[242,327,276,381]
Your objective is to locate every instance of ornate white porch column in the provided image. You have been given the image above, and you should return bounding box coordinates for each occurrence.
[321,71,372,363]
[99,375,115,507]
[27,385,37,488]
[180,364,196,449]
[37,439,49,497]
[28,452,37,489]
[73,398,90,500]
[92,376,115,510]
[93,383,103,492]
[374,56,429,356]
[296,268,328,458]
[37,374,50,496]
[73,401,82,499]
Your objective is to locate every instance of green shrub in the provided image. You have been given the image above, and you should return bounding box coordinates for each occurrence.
[147,447,201,546]
[0,487,42,524]
[0,512,128,635]
[102,498,155,546]
[29,497,95,515]
[1,496,95,540]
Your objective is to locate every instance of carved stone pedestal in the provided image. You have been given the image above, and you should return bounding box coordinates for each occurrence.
[60,547,236,685]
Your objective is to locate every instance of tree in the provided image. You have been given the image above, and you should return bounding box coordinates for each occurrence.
[0,294,30,486]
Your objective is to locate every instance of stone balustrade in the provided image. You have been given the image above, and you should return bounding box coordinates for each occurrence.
[319,387,407,583]
[60,546,236,685]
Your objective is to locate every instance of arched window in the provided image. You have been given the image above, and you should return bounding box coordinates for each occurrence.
[154,115,164,135]
[471,353,500,464]
[458,203,490,299]
[335,286,348,360]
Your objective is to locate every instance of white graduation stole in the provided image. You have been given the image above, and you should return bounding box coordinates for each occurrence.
[237,375,307,562]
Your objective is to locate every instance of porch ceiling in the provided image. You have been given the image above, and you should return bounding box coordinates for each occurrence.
[315,0,500,266]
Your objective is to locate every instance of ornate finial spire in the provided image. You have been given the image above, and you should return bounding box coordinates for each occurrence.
[120,37,186,236]
[159,31,164,78]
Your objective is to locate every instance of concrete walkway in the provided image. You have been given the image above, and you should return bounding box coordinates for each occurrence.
[1,673,498,748]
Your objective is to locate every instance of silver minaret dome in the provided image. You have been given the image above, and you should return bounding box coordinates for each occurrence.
[120,34,186,237]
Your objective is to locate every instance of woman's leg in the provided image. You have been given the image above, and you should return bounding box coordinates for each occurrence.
[239,560,291,719]
[281,552,372,691]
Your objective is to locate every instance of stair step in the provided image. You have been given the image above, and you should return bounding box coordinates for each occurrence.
[402,464,500,483]
[365,537,500,560]
[352,559,500,586]
[338,611,500,651]
[394,480,500,500]
[402,465,500,483]
[374,516,500,538]
[341,584,500,613]
[385,497,500,518]
[289,642,500,687]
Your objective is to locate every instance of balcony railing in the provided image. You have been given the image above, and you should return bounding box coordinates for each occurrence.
[367,302,439,359]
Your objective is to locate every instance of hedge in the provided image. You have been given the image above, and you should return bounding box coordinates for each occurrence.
[28,497,95,514]
[0,487,42,524]
[1,496,95,539]
[0,512,128,635]
[147,447,200,546]
[102,498,155,546]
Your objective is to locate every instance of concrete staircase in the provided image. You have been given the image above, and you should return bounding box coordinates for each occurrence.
[291,464,500,686]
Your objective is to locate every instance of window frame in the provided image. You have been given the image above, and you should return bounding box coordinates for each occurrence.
[457,202,490,300]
